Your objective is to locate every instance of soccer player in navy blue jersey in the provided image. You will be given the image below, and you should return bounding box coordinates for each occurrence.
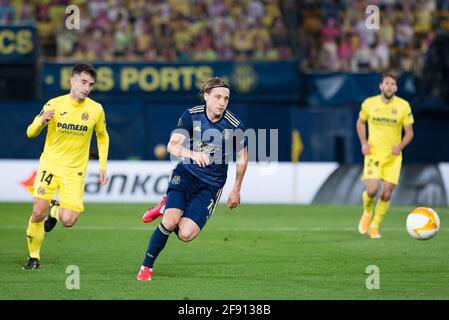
[137,77,249,281]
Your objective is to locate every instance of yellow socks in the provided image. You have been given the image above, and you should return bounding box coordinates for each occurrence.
[50,204,60,221]
[372,200,390,228]
[26,216,45,259]
[362,191,375,216]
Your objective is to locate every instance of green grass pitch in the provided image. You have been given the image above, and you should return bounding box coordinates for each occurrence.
[0,202,448,300]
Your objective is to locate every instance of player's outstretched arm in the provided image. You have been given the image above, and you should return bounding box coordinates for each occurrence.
[227,147,248,209]
[26,109,54,138]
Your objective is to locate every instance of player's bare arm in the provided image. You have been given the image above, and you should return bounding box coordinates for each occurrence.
[356,117,371,155]
[167,133,210,167]
[227,147,248,209]
[392,124,414,156]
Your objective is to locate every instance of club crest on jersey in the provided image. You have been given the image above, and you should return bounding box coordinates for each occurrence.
[81,112,89,121]
[37,187,46,195]
[391,109,397,115]
[171,175,181,185]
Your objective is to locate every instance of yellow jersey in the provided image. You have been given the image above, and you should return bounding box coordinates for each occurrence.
[359,95,414,159]
[27,94,109,174]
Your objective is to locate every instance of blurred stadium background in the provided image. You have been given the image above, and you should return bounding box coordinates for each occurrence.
[1,0,448,206]
[1,0,449,300]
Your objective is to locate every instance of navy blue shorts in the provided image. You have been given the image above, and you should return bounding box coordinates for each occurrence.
[165,164,223,230]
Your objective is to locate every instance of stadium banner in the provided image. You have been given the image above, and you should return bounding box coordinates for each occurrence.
[439,163,449,205]
[41,61,300,100]
[303,72,416,107]
[0,160,336,204]
[2,160,447,206]
[0,25,36,63]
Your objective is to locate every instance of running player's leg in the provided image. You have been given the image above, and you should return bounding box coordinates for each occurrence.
[142,168,173,223]
[25,166,57,268]
[370,181,395,232]
[369,156,401,238]
[359,156,380,234]
[178,186,223,242]
[45,173,84,231]
[138,189,186,281]
[24,198,50,269]
[142,195,167,223]
[177,217,201,242]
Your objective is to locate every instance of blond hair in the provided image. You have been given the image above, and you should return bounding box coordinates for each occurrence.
[198,77,230,100]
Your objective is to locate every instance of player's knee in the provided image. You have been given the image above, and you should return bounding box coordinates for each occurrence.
[177,229,196,242]
[162,219,178,231]
[31,206,47,221]
[366,188,378,198]
[380,192,391,202]
[161,213,181,231]
[61,217,77,228]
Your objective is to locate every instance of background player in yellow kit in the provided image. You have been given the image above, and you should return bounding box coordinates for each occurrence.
[24,63,109,269]
[356,73,414,239]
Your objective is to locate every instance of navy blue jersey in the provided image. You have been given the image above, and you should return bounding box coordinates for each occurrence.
[173,105,247,188]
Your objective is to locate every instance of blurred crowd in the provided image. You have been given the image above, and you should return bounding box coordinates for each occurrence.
[1,0,448,73]
[297,0,449,73]
[0,0,293,62]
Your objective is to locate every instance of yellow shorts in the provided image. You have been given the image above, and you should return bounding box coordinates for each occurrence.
[362,155,402,185]
[32,164,85,212]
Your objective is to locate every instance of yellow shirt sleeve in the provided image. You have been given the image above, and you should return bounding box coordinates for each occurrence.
[26,102,51,138]
[403,103,414,126]
[359,100,369,121]
[95,109,109,171]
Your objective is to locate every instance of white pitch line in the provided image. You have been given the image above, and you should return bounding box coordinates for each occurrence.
[0,225,447,232]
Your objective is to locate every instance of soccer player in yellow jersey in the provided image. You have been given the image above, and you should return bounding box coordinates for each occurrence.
[356,73,414,239]
[23,63,109,269]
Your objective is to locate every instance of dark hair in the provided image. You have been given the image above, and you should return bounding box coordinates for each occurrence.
[72,63,97,80]
[381,72,397,83]
[198,77,230,100]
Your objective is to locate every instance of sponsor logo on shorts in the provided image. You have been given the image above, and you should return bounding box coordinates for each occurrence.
[171,175,181,185]
[37,186,46,195]
[81,112,89,121]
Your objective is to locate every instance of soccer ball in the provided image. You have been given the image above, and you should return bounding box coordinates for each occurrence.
[406,207,440,240]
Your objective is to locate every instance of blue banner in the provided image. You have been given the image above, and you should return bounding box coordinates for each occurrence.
[303,72,416,107]
[0,25,36,63]
[41,61,300,100]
